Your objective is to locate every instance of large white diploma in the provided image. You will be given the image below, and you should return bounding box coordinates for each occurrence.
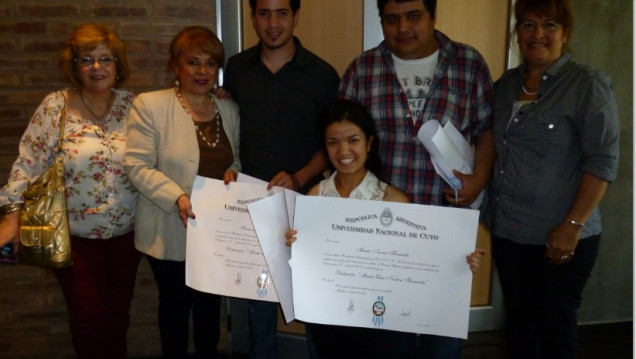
[186,176,280,302]
[247,190,301,323]
[290,196,478,339]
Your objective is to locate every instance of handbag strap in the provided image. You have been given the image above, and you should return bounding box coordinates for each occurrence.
[57,92,67,155]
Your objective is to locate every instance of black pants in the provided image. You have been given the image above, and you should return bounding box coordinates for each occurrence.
[307,323,403,359]
[147,256,222,359]
[307,323,462,359]
[247,300,279,359]
[493,235,600,359]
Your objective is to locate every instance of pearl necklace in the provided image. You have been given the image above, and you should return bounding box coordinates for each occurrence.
[175,87,221,148]
[521,85,538,96]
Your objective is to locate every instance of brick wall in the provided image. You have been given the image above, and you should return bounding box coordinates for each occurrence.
[0,0,219,184]
[0,2,224,358]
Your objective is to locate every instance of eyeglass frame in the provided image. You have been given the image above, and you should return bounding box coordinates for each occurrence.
[74,56,118,68]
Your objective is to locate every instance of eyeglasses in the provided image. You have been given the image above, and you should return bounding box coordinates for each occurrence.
[518,20,562,34]
[74,56,118,67]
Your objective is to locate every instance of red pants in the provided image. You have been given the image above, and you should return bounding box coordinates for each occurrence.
[54,232,142,359]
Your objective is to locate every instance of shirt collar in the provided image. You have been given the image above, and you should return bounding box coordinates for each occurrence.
[248,36,309,69]
[515,52,573,79]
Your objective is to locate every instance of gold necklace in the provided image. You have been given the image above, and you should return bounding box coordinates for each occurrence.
[80,90,113,123]
[175,87,221,148]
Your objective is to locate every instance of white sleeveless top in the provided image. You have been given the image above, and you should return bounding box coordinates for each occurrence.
[318,170,387,201]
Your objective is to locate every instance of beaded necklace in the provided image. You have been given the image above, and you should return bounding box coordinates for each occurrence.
[175,87,220,148]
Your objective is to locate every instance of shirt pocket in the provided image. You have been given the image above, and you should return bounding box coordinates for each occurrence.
[519,114,576,160]
[433,86,471,133]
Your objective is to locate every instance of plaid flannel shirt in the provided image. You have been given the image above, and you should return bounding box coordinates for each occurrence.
[339,30,494,205]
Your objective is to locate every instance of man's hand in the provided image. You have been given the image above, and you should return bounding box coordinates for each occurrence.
[268,171,301,191]
[214,86,233,100]
[442,170,483,206]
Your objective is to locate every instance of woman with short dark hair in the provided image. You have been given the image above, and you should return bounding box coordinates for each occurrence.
[124,25,240,358]
[482,0,620,357]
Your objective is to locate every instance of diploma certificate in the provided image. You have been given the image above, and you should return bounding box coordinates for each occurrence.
[186,176,280,302]
[290,196,478,339]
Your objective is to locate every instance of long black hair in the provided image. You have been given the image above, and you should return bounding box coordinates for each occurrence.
[318,99,383,180]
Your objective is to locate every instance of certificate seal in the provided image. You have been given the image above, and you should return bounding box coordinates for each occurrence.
[380,208,393,227]
[257,271,270,290]
[372,300,386,317]
[372,295,386,327]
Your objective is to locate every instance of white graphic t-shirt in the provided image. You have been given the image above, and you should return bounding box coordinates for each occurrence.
[392,50,439,125]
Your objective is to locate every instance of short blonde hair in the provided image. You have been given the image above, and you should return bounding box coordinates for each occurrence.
[59,23,129,88]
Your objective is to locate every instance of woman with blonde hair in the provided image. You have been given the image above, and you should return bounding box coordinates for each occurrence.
[0,23,140,359]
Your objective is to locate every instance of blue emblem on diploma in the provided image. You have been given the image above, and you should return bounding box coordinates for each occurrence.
[256,270,270,298]
[372,296,386,327]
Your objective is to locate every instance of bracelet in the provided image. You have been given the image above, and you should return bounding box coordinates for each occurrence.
[565,218,585,227]
[0,202,24,216]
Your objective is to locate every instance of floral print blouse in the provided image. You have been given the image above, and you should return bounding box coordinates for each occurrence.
[0,89,138,239]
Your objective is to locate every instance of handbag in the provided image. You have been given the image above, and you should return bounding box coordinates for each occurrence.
[18,94,73,268]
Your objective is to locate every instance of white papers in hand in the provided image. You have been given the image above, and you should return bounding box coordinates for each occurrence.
[417,120,473,189]
[186,177,280,302]
[417,120,483,208]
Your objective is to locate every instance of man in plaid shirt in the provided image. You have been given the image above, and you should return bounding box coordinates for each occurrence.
[339,0,495,357]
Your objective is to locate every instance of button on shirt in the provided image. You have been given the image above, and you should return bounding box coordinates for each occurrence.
[484,53,620,245]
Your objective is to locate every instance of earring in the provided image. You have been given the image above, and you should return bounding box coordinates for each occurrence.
[175,79,180,87]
